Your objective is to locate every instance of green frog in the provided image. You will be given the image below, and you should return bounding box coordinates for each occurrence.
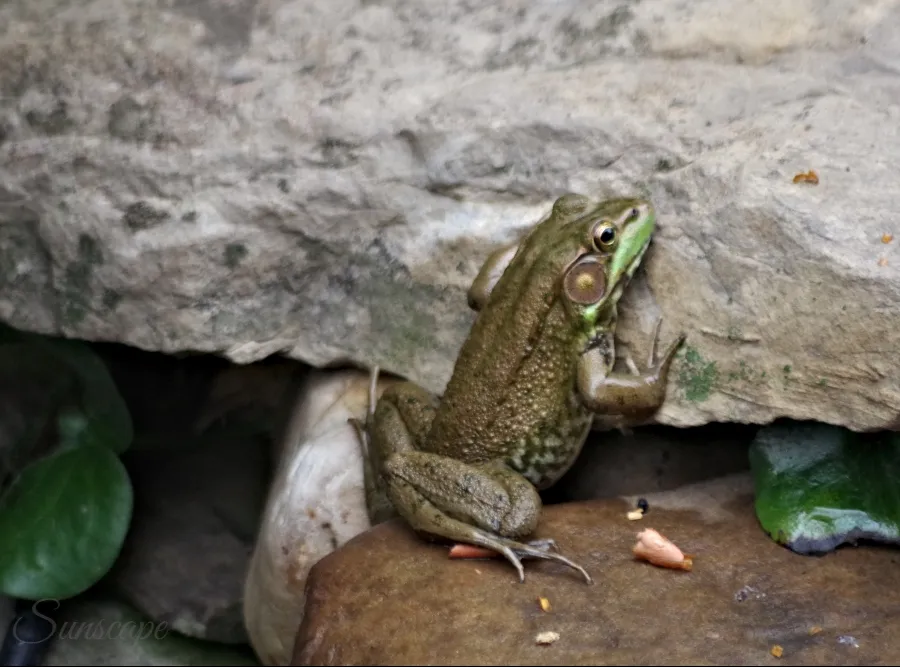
[355,194,685,584]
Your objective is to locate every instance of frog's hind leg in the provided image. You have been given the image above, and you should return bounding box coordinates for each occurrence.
[382,453,593,584]
[355,376,440,526]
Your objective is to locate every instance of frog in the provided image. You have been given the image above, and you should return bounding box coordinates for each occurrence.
[354,194,686,584]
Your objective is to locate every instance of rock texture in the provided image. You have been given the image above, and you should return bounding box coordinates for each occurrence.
[2,0,900,430]
[242,369,401,666]
[291,474,900,666]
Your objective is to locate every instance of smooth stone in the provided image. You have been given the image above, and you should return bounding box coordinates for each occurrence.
[292,473,900,666]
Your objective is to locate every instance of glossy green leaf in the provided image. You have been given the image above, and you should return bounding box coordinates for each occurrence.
[0,444,134,600]
[749,421,900,554]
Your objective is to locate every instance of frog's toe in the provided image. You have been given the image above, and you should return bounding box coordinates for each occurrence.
[493,544,527,583]
[461,532,591,584]
[492,537,592,584]
[518,544,593,584]
[622,348,641,376]
[656,332,687,370]
[525,538,559,552]
[647,316,687,366]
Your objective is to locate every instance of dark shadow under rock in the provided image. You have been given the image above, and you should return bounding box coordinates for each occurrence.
[542,422,756,505]
[95,345,305,645]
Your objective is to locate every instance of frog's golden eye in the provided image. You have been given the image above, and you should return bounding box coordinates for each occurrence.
[563,257,607,305]
[592,222,617,252]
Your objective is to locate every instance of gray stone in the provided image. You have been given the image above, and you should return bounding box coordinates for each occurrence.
[1,0,899,431]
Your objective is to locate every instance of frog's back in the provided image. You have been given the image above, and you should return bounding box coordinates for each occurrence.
[425,214,595,488]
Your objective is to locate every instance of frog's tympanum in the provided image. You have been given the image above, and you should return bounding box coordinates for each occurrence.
[355,194,685,584]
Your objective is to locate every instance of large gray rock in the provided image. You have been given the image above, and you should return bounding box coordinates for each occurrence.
[1,0,898,431]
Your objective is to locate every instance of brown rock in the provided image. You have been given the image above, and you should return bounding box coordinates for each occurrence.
[291,475,900,666]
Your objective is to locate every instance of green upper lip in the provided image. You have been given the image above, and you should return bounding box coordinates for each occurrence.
[607,210,655,287]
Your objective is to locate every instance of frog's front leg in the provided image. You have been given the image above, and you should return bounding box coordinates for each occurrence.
[578,318,686,421]
[366,384,592,584]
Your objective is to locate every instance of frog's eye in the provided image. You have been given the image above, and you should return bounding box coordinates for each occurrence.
[563,257,607,305]
[592,222,617,252]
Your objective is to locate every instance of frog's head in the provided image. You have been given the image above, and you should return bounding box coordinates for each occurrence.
[555,196,656,330]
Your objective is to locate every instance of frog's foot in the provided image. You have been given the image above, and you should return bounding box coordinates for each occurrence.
[350,414,397,526]
[623,351,641,377]
[349,416,368,454]
[621,317,685,378]
[520,537,559,552]
[366,364,380,418]
[462,531,593,585]
[579,317,686,417]
[646,315,686,371]
[449,538,561,560]
[382,451,593,584]
[357,379,442,527]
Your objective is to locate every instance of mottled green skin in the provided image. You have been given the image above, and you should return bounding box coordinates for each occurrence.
[360,194,685,584]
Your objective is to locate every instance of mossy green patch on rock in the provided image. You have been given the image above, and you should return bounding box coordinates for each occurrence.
[675,345,718,403]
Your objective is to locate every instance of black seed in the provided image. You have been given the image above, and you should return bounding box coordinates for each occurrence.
[637,498,649,513]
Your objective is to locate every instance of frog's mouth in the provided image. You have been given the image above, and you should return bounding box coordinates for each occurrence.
[609,236,652,299]
[623,237,652,281]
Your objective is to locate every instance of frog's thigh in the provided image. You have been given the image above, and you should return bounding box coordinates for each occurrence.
[382,452,540,540]
[370,382,438,457]
[362,382,438,526]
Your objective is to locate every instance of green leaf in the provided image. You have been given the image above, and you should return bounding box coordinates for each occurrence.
[0,444,134,600]
[749,421,900,554]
